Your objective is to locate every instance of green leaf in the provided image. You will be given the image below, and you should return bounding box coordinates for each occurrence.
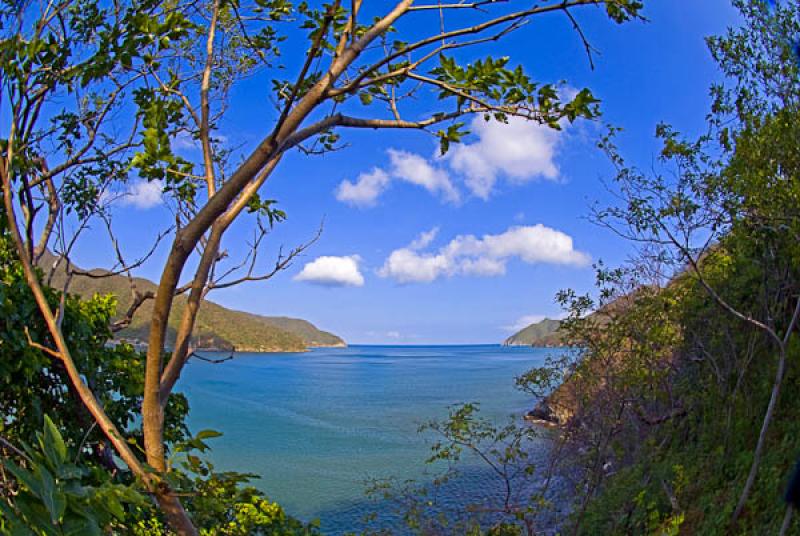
[42,415,67,465]
[359,92,373,105]
[195,429,223,440]
[62,516,101,536]
[4,460,41,498]
[0,500,34,536]
[37,465,67,523]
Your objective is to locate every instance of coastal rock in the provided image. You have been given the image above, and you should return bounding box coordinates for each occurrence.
[524,400,561,426]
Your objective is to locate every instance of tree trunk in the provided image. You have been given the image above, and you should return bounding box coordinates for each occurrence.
[732,346,787,522]
[156,487,199,536]
[143,246,191,474]
[779,506,794,536]
[159,227,224,402]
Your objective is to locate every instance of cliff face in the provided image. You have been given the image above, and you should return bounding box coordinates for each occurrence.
[525,380,580,426]
[520,292,648,425]
[40,253,346,352]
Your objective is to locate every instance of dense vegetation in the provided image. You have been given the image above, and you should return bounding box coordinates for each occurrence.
[521,1,800,533]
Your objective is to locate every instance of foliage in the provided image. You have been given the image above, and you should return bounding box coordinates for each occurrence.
[365,399,561,535]
[0,229,313,534]
[128,429,321,536]
[0,416,146,535]
[0,415,319,536]
[0,226,189,458]
[544,1,800,534]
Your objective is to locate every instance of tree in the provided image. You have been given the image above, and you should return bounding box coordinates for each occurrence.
[593,0,800,526]
[1,0,646,532]
[366,401,564,535]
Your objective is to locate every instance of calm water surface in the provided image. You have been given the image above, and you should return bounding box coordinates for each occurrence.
[179,345,557,533]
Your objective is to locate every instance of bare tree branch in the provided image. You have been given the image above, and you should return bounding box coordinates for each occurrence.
[209,223,323,291]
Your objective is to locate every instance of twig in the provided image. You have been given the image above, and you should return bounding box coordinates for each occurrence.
[189,351,235,364]
[563,8,598,70]
[0,436,31,463]
[24,326,62,360]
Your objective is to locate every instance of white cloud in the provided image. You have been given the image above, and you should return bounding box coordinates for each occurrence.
[335,168,390,207]
[337,116,567,206]
[559,85,580,103]
[408,227,439,250]
[379,225,590,284]
[334,151,459,207]
[447,116,561,199]
[379,247,451,283]
[171,131,199,151]
[388,149,460,203]
[294,255,365,287]
[119,179,164,209]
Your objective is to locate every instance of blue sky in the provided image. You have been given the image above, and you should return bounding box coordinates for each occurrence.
[73,1,742,344]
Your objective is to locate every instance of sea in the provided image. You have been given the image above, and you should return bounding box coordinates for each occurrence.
[179,344,567,534]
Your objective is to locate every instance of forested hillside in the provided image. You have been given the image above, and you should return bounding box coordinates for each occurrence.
[41,252,345,352]
[519,2,800,533]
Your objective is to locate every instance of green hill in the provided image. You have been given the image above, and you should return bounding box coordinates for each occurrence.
[40,253,345,352]
[246,315,343,347]
[503,318,564,347]
[502,292,642,347]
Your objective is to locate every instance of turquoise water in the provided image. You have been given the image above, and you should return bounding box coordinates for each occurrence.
[179,345,556,533]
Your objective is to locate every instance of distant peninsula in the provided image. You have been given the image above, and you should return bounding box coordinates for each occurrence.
[503,318,565,347]
[41,252,345,353]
